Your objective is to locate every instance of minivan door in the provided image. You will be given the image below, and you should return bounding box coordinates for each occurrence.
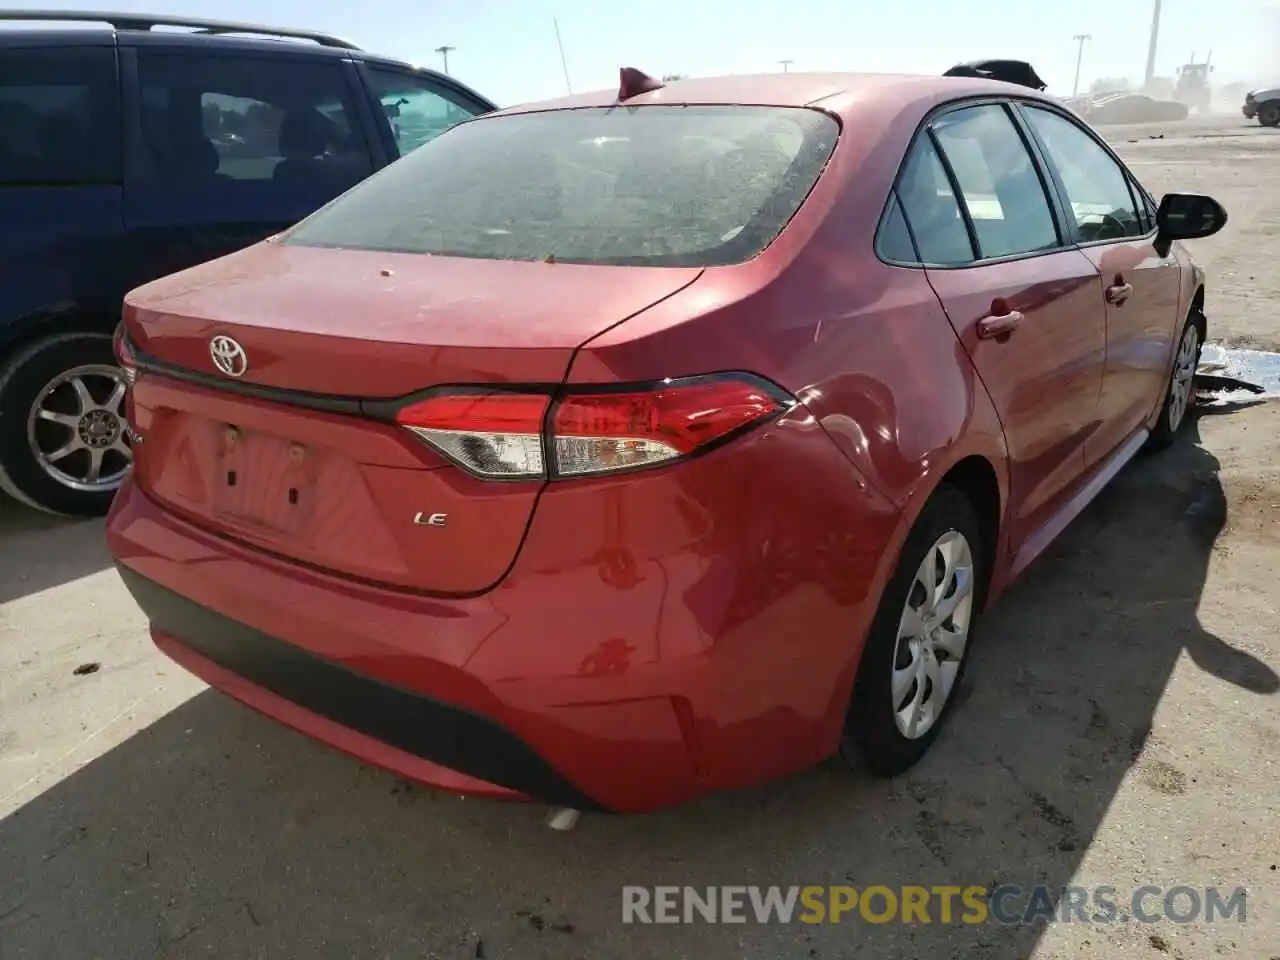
[0,43,125,346]
[119,43,376,290]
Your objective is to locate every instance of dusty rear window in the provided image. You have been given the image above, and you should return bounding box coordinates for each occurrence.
[283,104,839,267]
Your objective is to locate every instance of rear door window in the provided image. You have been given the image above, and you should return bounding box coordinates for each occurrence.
[0,47,121,185]
[284,104,838,267]
[136,53,373,190]
[930,103,1061,259]
[364,66,488,156]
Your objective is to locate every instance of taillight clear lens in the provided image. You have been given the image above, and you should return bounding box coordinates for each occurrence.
[394,375,791,481]
[395,392,549,478]
[552,377,786,476]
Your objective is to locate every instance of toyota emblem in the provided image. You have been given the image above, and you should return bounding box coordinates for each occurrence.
[210,335,248,378]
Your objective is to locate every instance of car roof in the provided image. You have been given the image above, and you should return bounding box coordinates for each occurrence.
[0,23,400,64]
[0,26,115,48]
[492,71,1060,118]
[0,21,490,104]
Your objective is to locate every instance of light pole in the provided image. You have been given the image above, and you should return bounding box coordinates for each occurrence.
[778,59,793,73]
[1071,33,1091,96]
[1144,0,1162,87]
[435,44,456,74]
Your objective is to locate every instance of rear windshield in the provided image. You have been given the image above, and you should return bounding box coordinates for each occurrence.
[283,105,839,267]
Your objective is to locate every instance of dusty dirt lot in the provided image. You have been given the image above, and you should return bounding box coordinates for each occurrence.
[1,115,1278,960]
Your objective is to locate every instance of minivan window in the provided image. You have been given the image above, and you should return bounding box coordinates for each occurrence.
[931,104,1060,259]
[284,105,839,267]
[137,53,372,189]
[365,67,484,156]
[0,47,121,185]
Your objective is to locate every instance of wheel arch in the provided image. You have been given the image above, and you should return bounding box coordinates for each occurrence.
[937,454,1003,599]
[845,445,1008,684]
[0,302,121,368]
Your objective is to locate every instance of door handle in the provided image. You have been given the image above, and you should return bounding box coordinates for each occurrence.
[977,310,1023,339]
[1106,281,1134,305]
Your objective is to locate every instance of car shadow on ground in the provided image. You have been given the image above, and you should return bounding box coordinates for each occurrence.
[0,495,111,605]
[0,412,1274,960]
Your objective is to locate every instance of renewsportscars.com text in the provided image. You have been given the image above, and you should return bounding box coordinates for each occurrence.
[621,884,1247,925]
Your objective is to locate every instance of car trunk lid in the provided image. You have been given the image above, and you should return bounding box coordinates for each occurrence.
[125,242,701,394]
[124,242,702,594]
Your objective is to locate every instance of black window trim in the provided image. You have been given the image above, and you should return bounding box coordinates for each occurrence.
[344,58,393,168]
[925,125,982,263]
[1128,170,1160,234]
[1012,99,1159,250]
[874,94,1164,271]
[878,190,923,263]
[0,43,124,188]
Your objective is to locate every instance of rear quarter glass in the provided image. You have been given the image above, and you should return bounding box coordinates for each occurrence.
[282,105,839,267]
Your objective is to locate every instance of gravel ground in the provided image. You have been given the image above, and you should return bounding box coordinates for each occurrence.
[1,114,1277,960]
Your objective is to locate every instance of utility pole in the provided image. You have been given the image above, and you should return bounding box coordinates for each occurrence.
[1072,33,1091,96]
[778,59,793,73]
[435,44,456,74]
[1144,0,1162,87]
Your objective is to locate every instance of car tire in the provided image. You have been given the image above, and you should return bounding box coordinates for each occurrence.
[839,482,988,777]
[1259,102,1280,127]
[1144,313,1202,453]
[0,332,132,517]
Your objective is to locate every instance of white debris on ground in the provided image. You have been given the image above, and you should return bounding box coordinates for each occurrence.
[1198,343,1280,402]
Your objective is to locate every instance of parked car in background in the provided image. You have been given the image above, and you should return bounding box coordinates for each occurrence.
[1242,85,1280,126]
[0,10,496,515]
[108,68,1225,814]
[1083,92,1190,125]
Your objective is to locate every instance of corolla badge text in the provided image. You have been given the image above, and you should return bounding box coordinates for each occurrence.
[413,512,448,527]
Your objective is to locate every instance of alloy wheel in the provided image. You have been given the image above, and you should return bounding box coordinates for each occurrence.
[26,363,132,494]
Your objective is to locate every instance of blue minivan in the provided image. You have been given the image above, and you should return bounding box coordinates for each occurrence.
[0,11,496,515]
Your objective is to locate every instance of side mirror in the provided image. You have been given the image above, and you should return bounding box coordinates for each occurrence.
[1154,193,1227,256]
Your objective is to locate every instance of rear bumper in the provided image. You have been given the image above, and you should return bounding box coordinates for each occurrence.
[108,412,900,813]
[117,564,604,810]
[1242,102,1257,118]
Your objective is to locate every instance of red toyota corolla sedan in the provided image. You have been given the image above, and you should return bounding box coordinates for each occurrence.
[107,69,1226,815]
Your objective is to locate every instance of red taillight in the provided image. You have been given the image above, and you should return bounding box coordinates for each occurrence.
[394,374,791,480]
[395,392,550,478]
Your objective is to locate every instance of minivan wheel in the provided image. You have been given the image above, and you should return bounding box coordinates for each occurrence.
[1259,102,1280,127]
[840,483,987,777]
[1145,314,1202,453]
[0,332,132,517]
